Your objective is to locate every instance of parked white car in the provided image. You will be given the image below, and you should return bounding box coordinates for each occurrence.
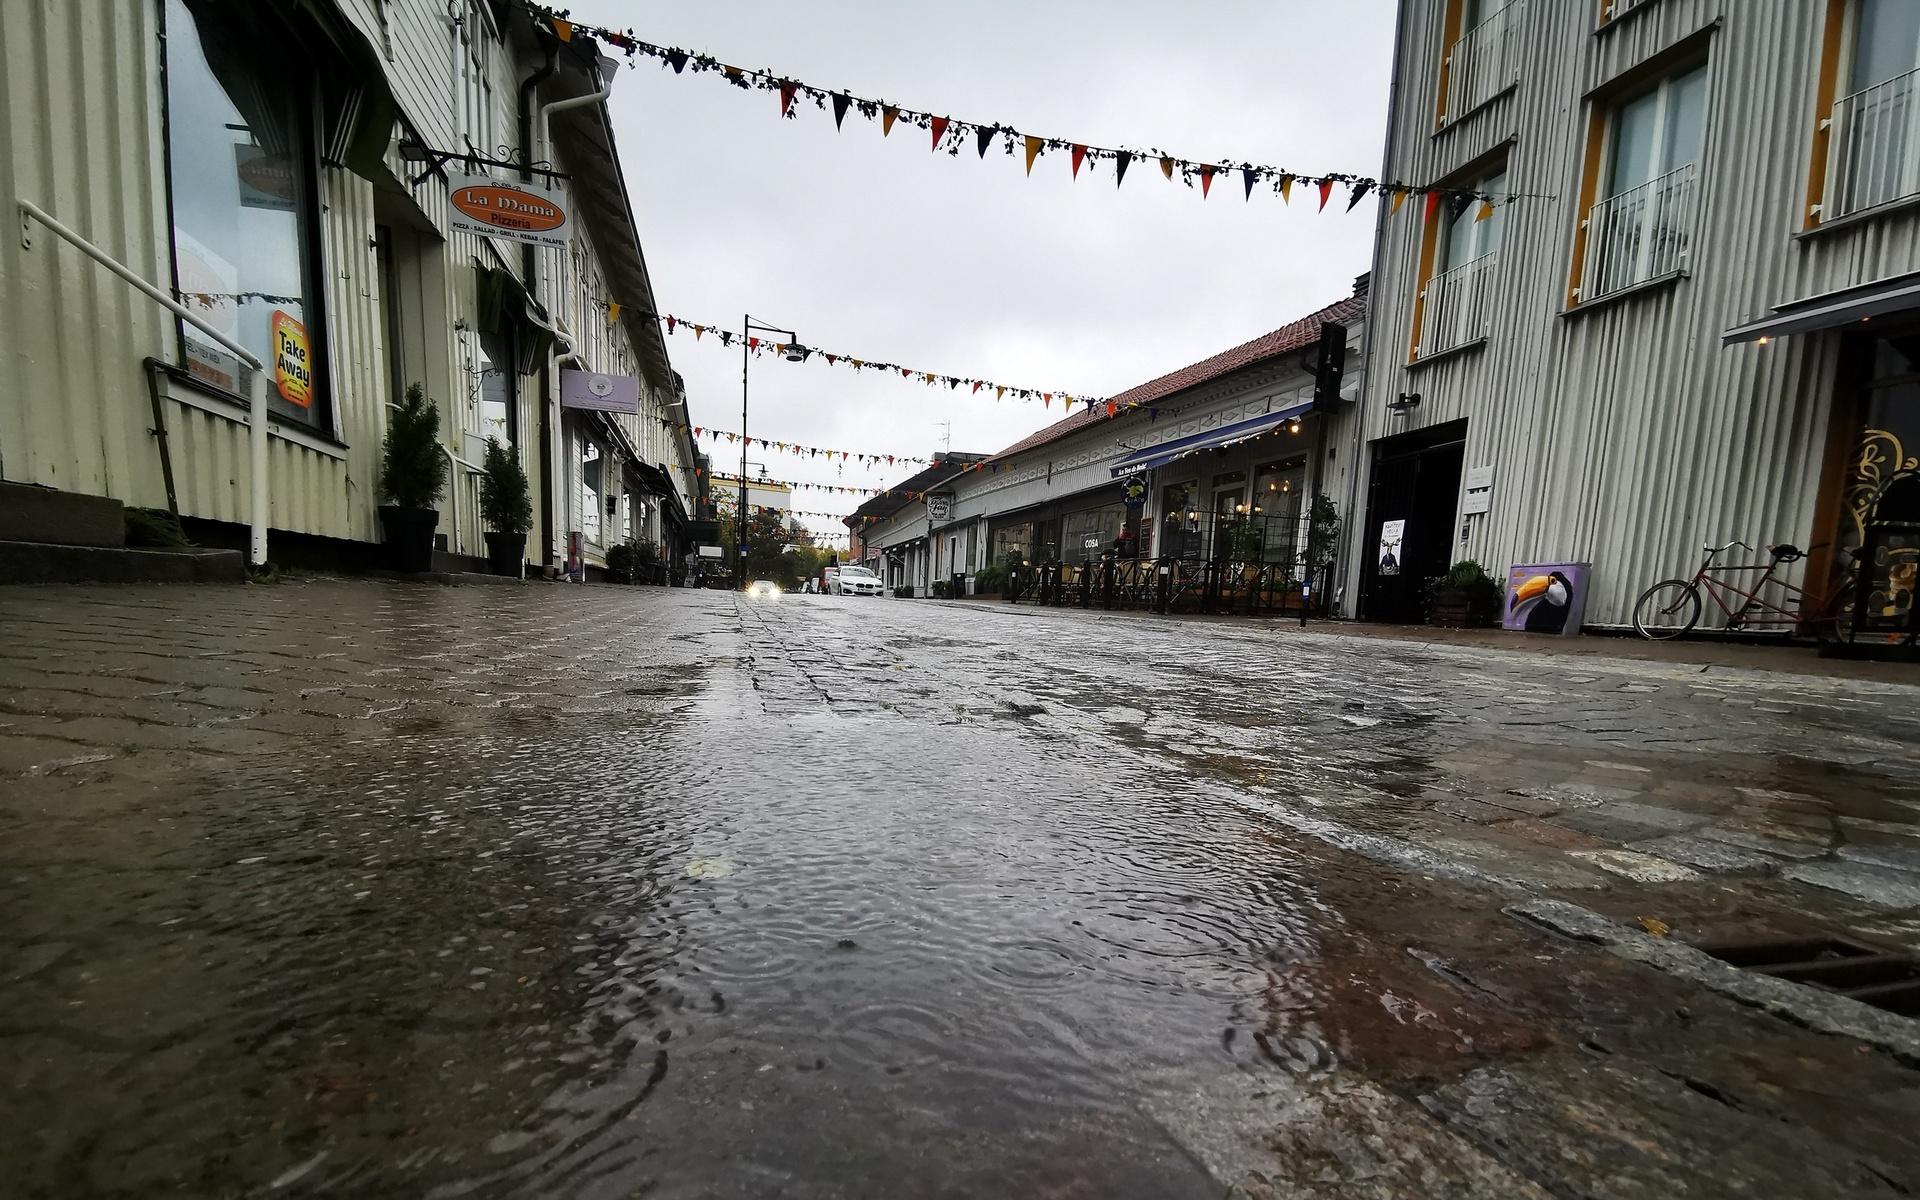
[832,565,884,596]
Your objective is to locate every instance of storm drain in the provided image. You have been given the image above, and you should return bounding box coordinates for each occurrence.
[1693,936,1920,1017]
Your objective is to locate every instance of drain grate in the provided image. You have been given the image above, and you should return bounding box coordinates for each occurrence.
[1693,935,1920,1017]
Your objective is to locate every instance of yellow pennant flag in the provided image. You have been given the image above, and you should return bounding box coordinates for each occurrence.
[1390,188,1407,214]
[693,325,704,340]
[606,301,620,323]
[552,18,573,41]
[1024,135,1043,175]
[1159,156,1174,181]
[1279,176,1293,203]
[851,358,863,369]
[773,343,787,355]
[1475,200,1495,221]
[882,106,899,136]
[995,386,1005,400]
[723,66,743,83]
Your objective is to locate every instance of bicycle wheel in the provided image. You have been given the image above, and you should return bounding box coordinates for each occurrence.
[1632,579,1702,640]
[1816,576,1857,646]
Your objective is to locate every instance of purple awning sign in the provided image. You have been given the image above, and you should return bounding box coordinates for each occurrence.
[560,369,640,414]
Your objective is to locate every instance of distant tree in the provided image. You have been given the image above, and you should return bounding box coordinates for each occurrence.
[715,500,794,583]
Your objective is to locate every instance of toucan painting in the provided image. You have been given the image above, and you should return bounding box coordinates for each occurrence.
[1510,570,1573,633]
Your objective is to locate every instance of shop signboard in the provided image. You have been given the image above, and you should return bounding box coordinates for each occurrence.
[1504,562,1591,635]
[270,310,312,407]
[448,173,571,249]
[926,493,953,522]
[1377,519,1406,576]
[560,369,640,414]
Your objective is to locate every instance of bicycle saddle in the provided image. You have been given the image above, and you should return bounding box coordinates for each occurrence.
[1770,543,1803,561]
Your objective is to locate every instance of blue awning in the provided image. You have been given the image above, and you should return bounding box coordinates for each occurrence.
[1109,402,1312,476]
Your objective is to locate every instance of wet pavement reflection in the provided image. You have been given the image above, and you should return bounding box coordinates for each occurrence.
[3,582,1918,1198]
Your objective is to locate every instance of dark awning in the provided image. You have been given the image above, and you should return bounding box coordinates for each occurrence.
[1722,273,1920,345]
[1108,401,1311,476]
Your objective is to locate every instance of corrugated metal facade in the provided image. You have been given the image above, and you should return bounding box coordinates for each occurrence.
[2,0,694,566]
[1357,0,1920,625]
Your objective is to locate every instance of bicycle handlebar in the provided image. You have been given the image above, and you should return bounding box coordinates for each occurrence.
[1705,539,1753,555]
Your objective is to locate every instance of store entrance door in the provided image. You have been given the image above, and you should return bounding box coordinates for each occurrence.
[1360,420,1467,622]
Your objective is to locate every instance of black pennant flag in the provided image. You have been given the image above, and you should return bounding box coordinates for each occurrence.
[831,92,851,130]
[1243,168,1257,201]
[1114,150,1131,189]
[664,49,689,74]
[976,125,995,159]
[1346,181,1373,211]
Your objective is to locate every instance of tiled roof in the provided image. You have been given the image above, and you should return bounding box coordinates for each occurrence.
[846,453,988,523]
[987,291,1366,463]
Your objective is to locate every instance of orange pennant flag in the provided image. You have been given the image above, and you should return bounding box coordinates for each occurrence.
[1070,144,1087,178]
[930,116,949,149]
[607,302,620,323]
[1390,188,1407,214]
[552,18,573,41]
[694,325,704,340]
[723,66,744,84]
[1279,175,1294,204]
[1475,200,1495,221]
[1024,135,1043,175]
[1159,156,1174,181]
[995,386,1005,400]
[882,106,899,136]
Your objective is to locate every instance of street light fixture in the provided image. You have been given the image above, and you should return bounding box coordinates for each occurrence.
[739,314,800,589]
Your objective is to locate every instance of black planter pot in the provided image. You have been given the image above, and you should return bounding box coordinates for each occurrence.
[378,505,438,573]
[484,530,525,577]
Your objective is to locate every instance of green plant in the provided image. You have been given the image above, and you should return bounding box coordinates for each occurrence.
[605,542,638,583]
[378,383,446,509]
[633,536,660,563]
[125,508,189,548]
[1306,493,1340,568]
[1426,559,1503,624]
[974,564,1008,593]
[478,437,532,534]
[1226,520,1264,562]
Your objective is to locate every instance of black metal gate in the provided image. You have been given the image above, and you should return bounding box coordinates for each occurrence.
[1359,420,1467,623]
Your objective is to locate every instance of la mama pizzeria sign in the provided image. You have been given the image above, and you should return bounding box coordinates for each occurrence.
[448,173,570,249]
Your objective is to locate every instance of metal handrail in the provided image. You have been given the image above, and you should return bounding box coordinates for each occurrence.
[1419,250,1497,357]
[1580,163,1698,302]
[1444,0,1519,122]
[18,198,271,567]
[1828,66,1920,219]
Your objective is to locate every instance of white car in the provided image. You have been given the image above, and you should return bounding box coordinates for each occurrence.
[747,579,782,599]
[832,566,884,596]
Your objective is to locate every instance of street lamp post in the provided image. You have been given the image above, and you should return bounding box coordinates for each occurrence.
[739,314,806,589]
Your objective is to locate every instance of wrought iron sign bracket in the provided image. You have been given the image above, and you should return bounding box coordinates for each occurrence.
[399,141,571,189]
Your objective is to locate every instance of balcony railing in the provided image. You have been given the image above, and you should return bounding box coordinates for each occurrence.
[1444,1,1520,123]
[1580,163,1698,302]
[1828,67,1920,220]
[1418,251,1497,357]
[1600,0,1654,21]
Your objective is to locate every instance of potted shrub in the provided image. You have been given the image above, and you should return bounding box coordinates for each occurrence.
[973,564,1007,596]
[377,383,447,572]
[479,436,532,577]
[1427,559,1503,627]
[634,536,661,585]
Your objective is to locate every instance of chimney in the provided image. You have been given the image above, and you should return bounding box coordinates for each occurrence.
[1353,271,1371,298]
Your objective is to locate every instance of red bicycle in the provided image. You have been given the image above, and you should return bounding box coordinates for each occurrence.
[1631,541,1855,641]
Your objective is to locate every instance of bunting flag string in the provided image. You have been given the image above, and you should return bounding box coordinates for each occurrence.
[707,472,884,496]
[613,304,1099,409]
[525,4,1550,213]
[664,416,929,470]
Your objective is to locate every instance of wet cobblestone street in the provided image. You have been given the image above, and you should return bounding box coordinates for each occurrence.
[4,581,1920,1198]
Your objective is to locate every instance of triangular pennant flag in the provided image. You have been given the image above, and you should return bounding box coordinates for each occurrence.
[720,330,733,346]
[900,367,912,378]
[1115,151,1131,188]
[1070,143,1087,178]
[1475,199,1495,222]
[1390,187,1407,214]
[664,49,688,73]
[1043,394,1051,408]
[976,125,995,158]
[1159,156,1174,181]
[693,324,704,340]
[971,381,981,394]
[607,302,621,323]
[948,377,959,389]
[1423,190,1442,224]
[747,337,759,350]
[995,386,1005,400]
[930,116,949,149]
[832,92,851,129]
[1106,401,1118,417]
[664,315,676,334]
[882,106,899,136]
[723,66,743,84]
[779,82,797,117]
[1279,174,1294,203]
[1317,179,1334,210]
[1346,181,1373,212]
[1198,165,1215,198]
[824,352,835,364]
[552,18,572,41]
[1024,135,1043,175]
[1243,168,1257,201]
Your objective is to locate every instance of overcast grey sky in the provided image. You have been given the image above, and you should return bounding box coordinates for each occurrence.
[573,0,1396,521]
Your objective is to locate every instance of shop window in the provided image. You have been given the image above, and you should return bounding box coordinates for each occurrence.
[992,521,1034,566]
[1410,165,1507,360]
[1810,0,1920,224]
[1161,483,1202,560]
[1061,504,1126,562]
[476,331,513,446]
[1253,458,1307,565]
[163,0,328,429]
[1569,61,1708,305]
[1437,0,1520,126]
[581,440,603,544]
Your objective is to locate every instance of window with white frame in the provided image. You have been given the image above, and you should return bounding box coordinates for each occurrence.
[1417,166,1506,357]
[459,0,497,153]
[1577,63,1707,303]
[1826,0,1920,219]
